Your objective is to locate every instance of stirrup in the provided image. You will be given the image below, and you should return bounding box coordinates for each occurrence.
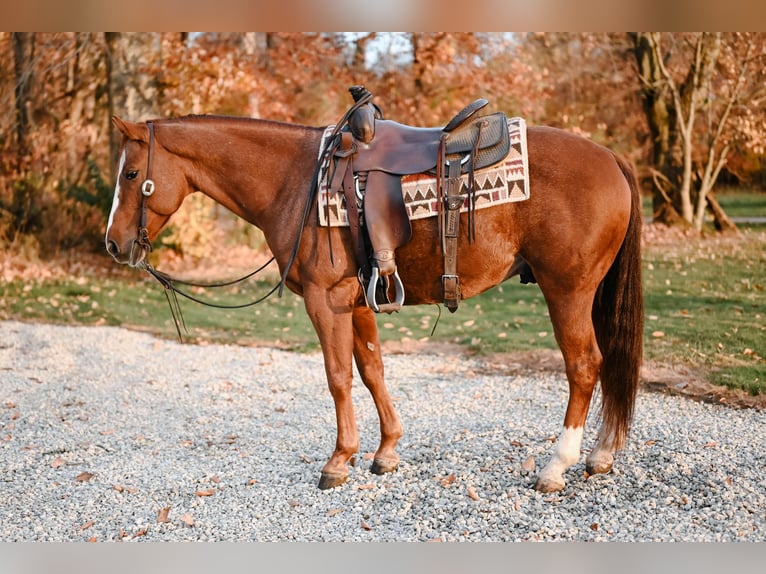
[365,264,405,313]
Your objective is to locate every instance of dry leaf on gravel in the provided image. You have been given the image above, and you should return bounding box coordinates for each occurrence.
[157,507,171,523]
[195,488,215,497]
[467,486,480,501]
[180,513,194,527]
[521,456,536,471]
[75,471,94,482]
[440,473,456,487]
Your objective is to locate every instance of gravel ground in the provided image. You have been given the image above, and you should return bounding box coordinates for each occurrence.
[0,320,763,542]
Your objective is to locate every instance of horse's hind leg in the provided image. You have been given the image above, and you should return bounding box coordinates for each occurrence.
[352,305,403,475]
[534,289,603,493]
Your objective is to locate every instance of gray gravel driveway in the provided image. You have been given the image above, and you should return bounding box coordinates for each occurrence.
[0,321,763,541]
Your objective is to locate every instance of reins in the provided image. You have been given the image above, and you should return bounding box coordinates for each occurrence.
[277,87,375,294]
[135,94,377,341]
[135,120,281,341]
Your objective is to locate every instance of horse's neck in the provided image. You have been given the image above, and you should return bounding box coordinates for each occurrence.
[172,118,322,248]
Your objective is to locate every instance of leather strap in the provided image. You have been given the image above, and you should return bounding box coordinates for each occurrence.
[441,159,463,312]
[336,132,371,278]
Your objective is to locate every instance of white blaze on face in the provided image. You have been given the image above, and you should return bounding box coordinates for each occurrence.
[105,149,126,249]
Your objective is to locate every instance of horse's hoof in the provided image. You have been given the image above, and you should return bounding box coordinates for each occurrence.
[585,460,613,475]
[533,475,565,493]
[585,452,614,475]
[318,471,348,490]
[370,457,399,475]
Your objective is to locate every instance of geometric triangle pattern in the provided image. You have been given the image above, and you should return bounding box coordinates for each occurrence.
[318,117,530,227]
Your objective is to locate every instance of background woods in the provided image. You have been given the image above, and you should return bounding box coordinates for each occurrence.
[1,32,765,259]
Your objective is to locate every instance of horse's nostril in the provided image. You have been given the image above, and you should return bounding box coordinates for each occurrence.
[107,240,119,256]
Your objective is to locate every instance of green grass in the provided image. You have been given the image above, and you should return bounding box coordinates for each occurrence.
[641,229,765,395]
[1,230,764,396]
[642,190,766,222]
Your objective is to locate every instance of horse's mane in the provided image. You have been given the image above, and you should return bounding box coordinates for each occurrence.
[159,113,322,133]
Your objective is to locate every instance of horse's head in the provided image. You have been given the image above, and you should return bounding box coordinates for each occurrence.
[105,116,191,267]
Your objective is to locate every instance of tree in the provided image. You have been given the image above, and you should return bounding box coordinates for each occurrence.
[631,32,766,231]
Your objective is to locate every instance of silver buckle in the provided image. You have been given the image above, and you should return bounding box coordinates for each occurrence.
[141,179,156,197]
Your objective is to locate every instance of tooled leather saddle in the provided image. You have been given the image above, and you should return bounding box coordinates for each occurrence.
[322,86,511,313]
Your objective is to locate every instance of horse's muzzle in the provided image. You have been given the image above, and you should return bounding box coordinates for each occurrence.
[106,239,146,267]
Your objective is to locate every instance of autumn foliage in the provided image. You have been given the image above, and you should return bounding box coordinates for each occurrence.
[1,33,764,260]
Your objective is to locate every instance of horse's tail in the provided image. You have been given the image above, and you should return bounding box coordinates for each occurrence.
[592,154,644,451]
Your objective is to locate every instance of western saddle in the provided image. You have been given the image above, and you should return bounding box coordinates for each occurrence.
[323,86,510,313]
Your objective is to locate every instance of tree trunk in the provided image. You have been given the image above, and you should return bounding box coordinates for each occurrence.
[706,192,739,233]
[12,32,34,166]
[9,33,37,238]
[631,32,683,225]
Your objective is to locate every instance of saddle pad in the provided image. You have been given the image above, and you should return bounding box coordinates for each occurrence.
[317,117,529,227]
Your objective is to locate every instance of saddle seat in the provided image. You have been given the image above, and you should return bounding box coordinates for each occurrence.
[326,88,511,313]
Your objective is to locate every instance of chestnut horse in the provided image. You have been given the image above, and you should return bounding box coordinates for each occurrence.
[105,113,643,492]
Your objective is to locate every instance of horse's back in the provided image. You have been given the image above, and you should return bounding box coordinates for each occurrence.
[396,124,634,305]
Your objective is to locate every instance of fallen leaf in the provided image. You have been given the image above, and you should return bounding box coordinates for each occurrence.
[652,331,665,338]
[180,513,194,527]
[467,486,480,501]
[51,457,66,468]
[510,440,524,447]
[87,537,97,543]
[357,483,376,490]
[247,479,258,485]
[210,475,220,484]
[521,456,536,471]
[157,507,171,523]
[75,471,94,482]
[440,473,456,487]
[79,520,95,531]
[644,440,657,446]
[326,508,343,517]
[703,441,718,448]
[543,435,557,443]
[361,521,372,531]
[590,523,599,531]
[195,488,215,497]
[133,528,148,538]
[112,484,137,494]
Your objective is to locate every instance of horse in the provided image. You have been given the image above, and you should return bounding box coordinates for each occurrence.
[104,110,644,493]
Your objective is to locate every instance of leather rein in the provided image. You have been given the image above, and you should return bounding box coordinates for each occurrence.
[135,120,279,340]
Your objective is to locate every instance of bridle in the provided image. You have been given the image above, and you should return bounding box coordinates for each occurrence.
[131,121,157,265]
[131,120,279,340]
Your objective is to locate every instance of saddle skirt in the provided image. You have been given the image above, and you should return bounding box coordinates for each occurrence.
[317,117,530,228]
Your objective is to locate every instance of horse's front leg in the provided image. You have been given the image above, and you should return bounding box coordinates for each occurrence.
[352,305,403,475]
[303,281,359,489]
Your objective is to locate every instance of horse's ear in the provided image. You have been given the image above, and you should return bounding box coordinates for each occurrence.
[112,116,148,142]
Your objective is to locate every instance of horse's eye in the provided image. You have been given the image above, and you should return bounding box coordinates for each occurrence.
[125,170,139,181]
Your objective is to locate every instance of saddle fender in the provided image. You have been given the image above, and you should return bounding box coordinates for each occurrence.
[363,170,412,277]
